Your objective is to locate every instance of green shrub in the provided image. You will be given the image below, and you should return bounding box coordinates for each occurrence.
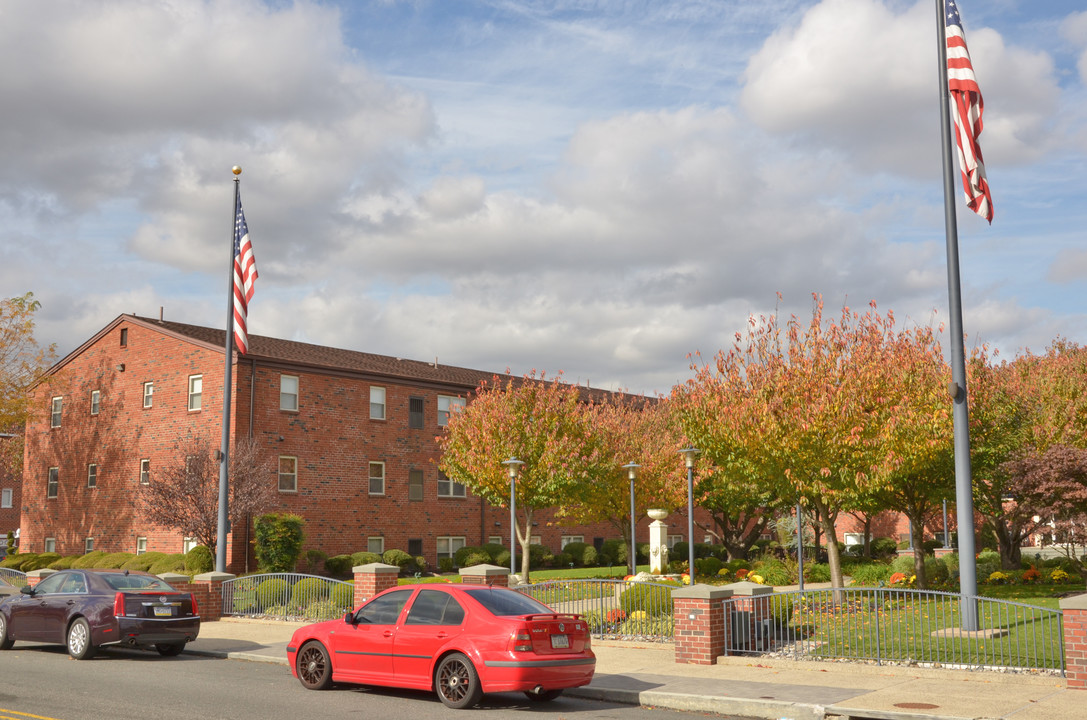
[256,578,290,609]
[148,554,187,574]
[0,553,30,569]
[924,557,949,585]
[253,513,306,572]
[890,554,918,575]
[695,556,723,577]
[528,544,551,569]
[47,556,77,570]
[582,546,598,567]
[454,545,487,567]
[303,600,342,621]
[752,558,792,586]
[438,557,455,573]
[804,562,831,583]
[553,552,574,568]
[495,550,512,569]
[461,552,491,568]
[298,549,328,574]
[870,538,898,560]
[350,551,383,567]
[725,559,751,573]
[562,542,591,567]
[325,554,354,577]
[185,546,215,574]
[95,552,136,569]
[331,582,354,609]
[122,552,166,572]
[599,539,628,567]
[382,549,417,575]
[848,562,893,586]
[290,577,331,607]
[942,552,960,574]
[71,551,108,569]
[619,580,681,615]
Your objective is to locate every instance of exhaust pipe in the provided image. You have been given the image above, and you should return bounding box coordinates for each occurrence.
[532,685,544,695]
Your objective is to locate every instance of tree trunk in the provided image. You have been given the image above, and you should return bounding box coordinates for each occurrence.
[517,507,535,582]
[813,499,845,588]
[911,518,928,589]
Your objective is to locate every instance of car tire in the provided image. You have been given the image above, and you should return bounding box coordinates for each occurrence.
[155,642,185,656]
[297,641,333,690]
[0,613,13,650]
[524,688,564,702]
[67,618,96,660]
[435,652,483,709]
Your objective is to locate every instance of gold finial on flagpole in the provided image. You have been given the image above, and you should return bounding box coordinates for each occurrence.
[232,166,242,175]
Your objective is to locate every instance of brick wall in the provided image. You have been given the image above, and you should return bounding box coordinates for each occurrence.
[1061,594,1087,690]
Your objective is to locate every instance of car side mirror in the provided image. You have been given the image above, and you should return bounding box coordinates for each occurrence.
[20,585,34,596]
[343,610,356,624]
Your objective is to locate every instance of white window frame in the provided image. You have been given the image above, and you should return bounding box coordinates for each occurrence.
[488,535,503,546]
[90,390,100,415]
[367,537,385,555]
[370,386,386,420]
[143,381,154,408]
[188,374,202,411]
[50,396,62,427]
[85,538,94,553]
[531,535,541,546]
[47,467,59,499]
[408,469,423,501]
[368,462,385,495]
[436,536,466,562]
[561,535,585,549]
[667,534,683,549]
[136,537,147,555]
[278,456,298,493]
[1,488,11,508]
[437,471,466,498]
[44,538,56,553]
[139,459,150,485]
[280,374,299,412]
[437,395,465,427]
[183,537,199,553]
[87,463,98,489]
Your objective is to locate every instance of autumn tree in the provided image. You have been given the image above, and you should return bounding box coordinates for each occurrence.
[677,296,906,588]
[1004,445,1087,573]
[0,292,56,480]
[139,435,277,554]
[439,372,609,581]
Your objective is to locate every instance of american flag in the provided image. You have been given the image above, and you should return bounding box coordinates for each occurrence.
[233,195,258,354]
[945,0,992,223]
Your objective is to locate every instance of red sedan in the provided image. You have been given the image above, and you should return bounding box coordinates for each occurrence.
[0,569,200,659]
[286,583,595,708]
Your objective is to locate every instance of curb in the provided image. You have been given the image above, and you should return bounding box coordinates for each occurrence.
[568,685,824,719]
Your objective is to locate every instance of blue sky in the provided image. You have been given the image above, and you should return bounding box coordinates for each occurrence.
[2,0,1086,395]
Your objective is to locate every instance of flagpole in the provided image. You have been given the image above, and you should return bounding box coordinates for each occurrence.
[935,0,978,630]
[215,167,242,573]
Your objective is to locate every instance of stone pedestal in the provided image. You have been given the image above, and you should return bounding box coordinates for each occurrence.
[648,509,670,574]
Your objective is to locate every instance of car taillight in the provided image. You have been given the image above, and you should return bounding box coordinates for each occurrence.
[509,627,533,653]
[113,592,125,617]
[190,592,199,617]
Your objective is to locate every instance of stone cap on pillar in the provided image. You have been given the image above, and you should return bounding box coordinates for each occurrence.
[193,571,236,582]
[1059,592,1087,611]
[725,580,774,596]
[158,572,194,584]
[353,562,401,575]
[671,583,734,601]
[459,564,510,578]
[26,568,56,580]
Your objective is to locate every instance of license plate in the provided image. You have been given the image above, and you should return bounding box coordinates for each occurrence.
[550,634,569,649]
[154,606,174,617]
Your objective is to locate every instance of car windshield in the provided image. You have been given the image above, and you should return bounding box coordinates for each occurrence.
[464,588,553,616]
[102,574,174,591]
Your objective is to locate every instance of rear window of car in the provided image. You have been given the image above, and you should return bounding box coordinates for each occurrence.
[102,574,174,591]
[464,588,553,616]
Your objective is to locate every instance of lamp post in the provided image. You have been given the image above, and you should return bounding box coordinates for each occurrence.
[679,448,699,582]
[502,458,524,575]
[622,462,641,576]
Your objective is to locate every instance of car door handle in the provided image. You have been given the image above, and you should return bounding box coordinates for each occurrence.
[436,632,448,639]
[383,630,394,638]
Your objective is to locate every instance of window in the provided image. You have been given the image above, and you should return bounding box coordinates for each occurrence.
[370,386,386,420]
[437,395,465,426]
[188,374,202,411]
[437,472,465,498]
[120,328,128,347]
[1,488,11,508]
[408,538,423,556]
[488,536,504,546]
[47,467,58,498]
[136,537,147,555]
[183,537,199,553]
[667,535,683,549]
[280,375,299,412]
[278,456,298,492]
[87,463,98,489]
[436,536,466,562]
[561,535,585,548]
[368,462,385,495]
[408,469,423,501]
[143,381,154,408]
[85,538,95,553]
[352,588,412,625]
[406,589,465,626]
[531,535,541,546]
[408,396,424,429]
[90,390,100,415]
[139,459,150,485]
[367,537,385,554]
[50,397,62,427]
[44,538,56,553]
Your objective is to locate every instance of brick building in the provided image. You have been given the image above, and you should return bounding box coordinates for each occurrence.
[1,431,21,550]
[21,314,650,573]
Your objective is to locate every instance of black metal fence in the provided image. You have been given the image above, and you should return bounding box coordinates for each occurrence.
[515,579,676,642]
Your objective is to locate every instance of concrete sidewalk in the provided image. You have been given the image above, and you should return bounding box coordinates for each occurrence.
[187,618,1083,720]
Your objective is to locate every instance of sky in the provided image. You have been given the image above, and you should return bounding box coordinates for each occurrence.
[2,0,1086,397]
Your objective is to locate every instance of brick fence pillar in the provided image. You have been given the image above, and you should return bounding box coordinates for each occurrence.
[459,564,510,586]
[1060,593,1087,689]
[672,584,734,665]
[184,571,234,621]
[25,568,55,587]
[724,580,775,654]
[353,563,401,608]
